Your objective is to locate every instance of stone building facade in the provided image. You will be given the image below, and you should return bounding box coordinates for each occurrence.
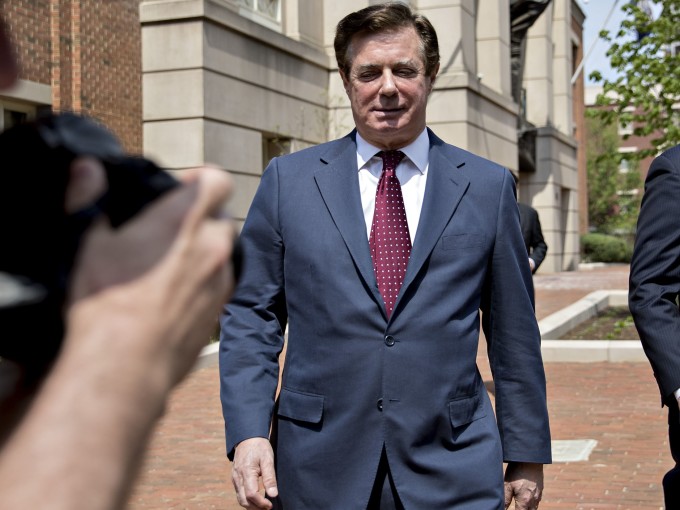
[2,0,585,272]
[141,0,584,272]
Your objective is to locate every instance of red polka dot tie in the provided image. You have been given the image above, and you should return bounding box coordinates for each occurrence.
[369,150,410,318]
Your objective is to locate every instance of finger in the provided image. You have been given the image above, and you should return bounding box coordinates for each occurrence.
[261,455,279,499]
[512,489,536,510]
[504,481,513,509]
[180,166,234,222]
[65,157,107,213]
[169,172,237,285]
[126,166,232,233]
[232,469,251,509]
[242,471,272,510]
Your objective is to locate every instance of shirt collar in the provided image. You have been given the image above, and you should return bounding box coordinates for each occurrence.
[356,129,429,175]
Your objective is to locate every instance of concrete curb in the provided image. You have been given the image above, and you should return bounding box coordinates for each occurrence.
[193,342,219,371]
[539,289,647,362]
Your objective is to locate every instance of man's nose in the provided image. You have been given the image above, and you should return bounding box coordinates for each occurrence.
[379,70,397,96]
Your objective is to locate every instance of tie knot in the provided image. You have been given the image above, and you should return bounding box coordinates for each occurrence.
[378,150,405,172]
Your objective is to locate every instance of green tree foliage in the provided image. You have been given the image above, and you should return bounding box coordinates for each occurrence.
[589,0,680,162]
[586,114,642,234]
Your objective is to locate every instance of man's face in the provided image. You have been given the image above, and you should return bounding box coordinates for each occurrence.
[341,26,437,150]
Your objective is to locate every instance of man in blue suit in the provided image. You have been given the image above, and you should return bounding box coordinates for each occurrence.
[220,3,550,509]
[629,144,680,509]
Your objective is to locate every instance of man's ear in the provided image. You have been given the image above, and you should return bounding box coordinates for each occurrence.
[427,63,440,93]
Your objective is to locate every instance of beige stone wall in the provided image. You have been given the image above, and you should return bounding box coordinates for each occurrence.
[519,0,581,272]
[141,0,330,222]
[519,128,579,272]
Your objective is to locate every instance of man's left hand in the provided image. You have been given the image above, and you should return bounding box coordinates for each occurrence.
[504,462,543,509]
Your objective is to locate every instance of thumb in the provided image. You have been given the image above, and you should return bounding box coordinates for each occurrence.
[65,157,107,213]
[261,457,278,499]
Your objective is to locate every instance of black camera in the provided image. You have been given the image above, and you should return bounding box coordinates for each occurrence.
[0,113,239,374]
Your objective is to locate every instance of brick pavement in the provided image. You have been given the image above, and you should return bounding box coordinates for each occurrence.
[128,264,672,510]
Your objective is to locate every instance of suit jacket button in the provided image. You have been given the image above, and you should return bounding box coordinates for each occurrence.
[384,335,395,346]
[377,398,383,411]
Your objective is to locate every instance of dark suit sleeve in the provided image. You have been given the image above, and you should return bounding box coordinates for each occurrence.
[629,147,680,402]
[482,171,552,464]
[219,159,287,458]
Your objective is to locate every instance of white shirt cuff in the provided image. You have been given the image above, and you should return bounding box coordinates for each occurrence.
[675,388,680,400]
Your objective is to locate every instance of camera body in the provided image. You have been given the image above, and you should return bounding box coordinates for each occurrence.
[0,113,183,371]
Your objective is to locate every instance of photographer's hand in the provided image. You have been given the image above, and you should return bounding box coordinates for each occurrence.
[0,159,237,510]
[67,159,236,384]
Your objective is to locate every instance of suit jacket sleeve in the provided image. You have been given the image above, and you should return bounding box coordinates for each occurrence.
[219,159,287,458]
[629,147,680,402]
[482,172,552,463]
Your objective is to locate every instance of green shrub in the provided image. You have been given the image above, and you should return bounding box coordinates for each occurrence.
[581,233,633,263]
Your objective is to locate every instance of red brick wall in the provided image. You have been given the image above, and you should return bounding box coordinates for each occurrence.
[2,0,52,85]
[2,0,142,154]
[79,0,142,154]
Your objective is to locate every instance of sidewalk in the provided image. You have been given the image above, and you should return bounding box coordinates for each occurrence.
[128,264,670,510]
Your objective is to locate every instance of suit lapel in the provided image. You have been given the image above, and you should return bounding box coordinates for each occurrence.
[314,133,384,309]
[398,131,470,300]
[313,130,472,320]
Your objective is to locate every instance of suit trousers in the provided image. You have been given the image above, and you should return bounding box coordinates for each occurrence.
[366,447,404,510]
[664,399,680,508]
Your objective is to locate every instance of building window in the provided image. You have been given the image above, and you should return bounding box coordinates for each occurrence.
[617,120,633,137]
[0,100,36,132]
[263,134,291,164]
[238,0,281,31]
[618,147,636,174]
[3,109,27,129]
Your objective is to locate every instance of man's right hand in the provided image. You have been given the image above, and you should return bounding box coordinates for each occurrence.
[232,437,278,509]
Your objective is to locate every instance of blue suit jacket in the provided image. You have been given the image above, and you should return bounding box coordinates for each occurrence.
[220,129,551,509]
[630,144,680,404]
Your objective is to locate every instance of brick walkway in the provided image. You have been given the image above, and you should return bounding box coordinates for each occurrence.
[128,264,671,510]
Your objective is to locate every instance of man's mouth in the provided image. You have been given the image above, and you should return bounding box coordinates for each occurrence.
[374,107,403,114]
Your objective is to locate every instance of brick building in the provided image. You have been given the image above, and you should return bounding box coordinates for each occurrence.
[1,0,142,153]
[585,85,664,182]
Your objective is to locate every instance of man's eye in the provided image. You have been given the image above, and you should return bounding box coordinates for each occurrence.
[358,72,380,81]
[395,68,417,77]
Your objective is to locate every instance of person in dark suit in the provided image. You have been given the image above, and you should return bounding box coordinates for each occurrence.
[219,3,551,509]
[629,144,680,509]
[518,202,548,274]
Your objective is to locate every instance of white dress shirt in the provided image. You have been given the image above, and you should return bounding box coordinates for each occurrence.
[356,129,430,244]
